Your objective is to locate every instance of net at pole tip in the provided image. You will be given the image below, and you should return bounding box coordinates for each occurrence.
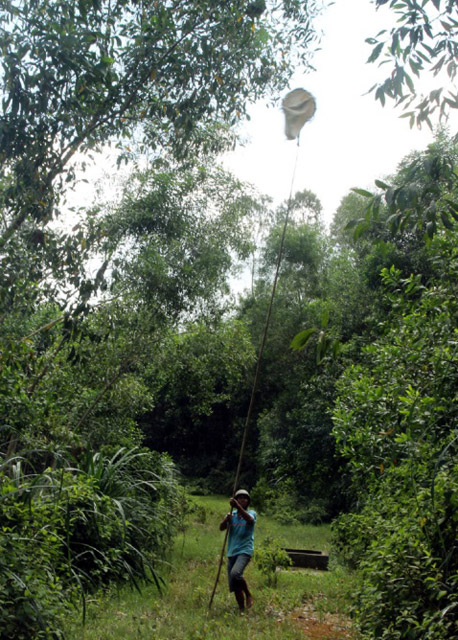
[282,88,316,141]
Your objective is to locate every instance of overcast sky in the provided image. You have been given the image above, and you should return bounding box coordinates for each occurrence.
[222,0,458,228]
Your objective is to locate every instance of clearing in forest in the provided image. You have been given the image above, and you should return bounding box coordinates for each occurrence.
[64,495,358,640]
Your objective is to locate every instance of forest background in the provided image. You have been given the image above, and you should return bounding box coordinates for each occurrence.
[2,1,458,638]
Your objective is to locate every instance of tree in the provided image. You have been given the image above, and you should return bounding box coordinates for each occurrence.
[0,155,264,456]
[141,319,255,487]
[102,158,261,322]
[276,188,323,227]
[236,202,353,518]
[330,191,368,249]
[333,250,458,637]
[331,135,458,636]
[347,134,458,245]
[0,0,320,247]
[0,3,325,631]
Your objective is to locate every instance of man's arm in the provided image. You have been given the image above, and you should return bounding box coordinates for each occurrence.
[219,512,231,531]
[229,498,254,524]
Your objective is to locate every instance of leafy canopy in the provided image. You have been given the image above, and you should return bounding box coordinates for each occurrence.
[0,0,321,246]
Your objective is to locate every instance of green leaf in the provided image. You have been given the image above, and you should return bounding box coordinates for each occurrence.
[256,26,269,44]
[405,71,415,92]
[426,220,436,238]
[316,330,326,365]
[290,328,316,351]
[353,222,370,241]
[444,199,458,214]
[367,42,384,63]
[352,188,374,198]
[344,218,361,230]
[320,310,330,329]
[440,211,455,230]
[332,339,342,359]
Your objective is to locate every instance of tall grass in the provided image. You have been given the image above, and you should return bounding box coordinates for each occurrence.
[0,447,182,639]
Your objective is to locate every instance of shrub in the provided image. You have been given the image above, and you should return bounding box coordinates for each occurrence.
[0,465,74,640]
[255,536,292,586]
[250,477,275,513]
[333,261,458,637]
[252,478,327,524]
[298,499,328,526]
[333,450,458,638]
[0,447,183,639]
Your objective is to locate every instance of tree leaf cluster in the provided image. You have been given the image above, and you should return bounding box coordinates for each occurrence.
[367,0,458,127]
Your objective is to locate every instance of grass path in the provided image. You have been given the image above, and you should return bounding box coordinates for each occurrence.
[64,496,359,640]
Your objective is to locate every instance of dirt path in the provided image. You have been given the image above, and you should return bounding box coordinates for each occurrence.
[291,602,355,639]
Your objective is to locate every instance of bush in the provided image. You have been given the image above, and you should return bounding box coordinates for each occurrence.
[333,458,458,639]
[252,478,327,525]
[0,447,183,639]
[255,536,292,586]
[250,477,276,513]
[0,466,74,640]
[333,260,458,637]
[298,500,328,526]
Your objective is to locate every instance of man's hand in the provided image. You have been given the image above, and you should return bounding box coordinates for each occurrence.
[229,497,254,524]
[219,512,232,531]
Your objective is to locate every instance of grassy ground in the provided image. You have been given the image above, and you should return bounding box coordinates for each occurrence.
[64,495,359,640]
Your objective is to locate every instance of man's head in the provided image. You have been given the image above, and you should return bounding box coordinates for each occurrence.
[234,489,251,506]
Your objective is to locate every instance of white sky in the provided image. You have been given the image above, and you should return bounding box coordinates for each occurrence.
[222,0,458,229]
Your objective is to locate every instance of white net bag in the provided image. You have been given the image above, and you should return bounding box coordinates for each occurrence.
[282,88,316,140]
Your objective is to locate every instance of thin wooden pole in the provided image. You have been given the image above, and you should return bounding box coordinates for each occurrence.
[208,141,301,611]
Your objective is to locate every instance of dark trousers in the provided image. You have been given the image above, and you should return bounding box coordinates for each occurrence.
[227,553,251,592]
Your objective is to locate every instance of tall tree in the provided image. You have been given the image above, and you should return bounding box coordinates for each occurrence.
[0,0,320,247]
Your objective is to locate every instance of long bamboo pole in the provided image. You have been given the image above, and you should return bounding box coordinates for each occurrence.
[208,141,300,611]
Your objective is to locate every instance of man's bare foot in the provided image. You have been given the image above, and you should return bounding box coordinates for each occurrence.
[246,594,254,609]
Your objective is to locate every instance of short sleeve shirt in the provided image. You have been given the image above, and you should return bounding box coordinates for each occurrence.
[227,509,257,557]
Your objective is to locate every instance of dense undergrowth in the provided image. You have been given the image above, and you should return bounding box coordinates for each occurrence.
[0,447,183,640]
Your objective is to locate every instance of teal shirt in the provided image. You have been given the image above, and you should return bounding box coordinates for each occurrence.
[227,509,257,557]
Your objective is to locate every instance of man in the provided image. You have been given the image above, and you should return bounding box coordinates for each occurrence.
[219,489,256,611]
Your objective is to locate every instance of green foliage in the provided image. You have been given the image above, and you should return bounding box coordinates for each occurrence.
[0,447,183,639]
[333,224,458,636]
[260,220,326,297]
[0,0,320,246]
[141,319,255,483]
[63,495,353,640]
[334,458,458,639]
[0,468,73,640]
[347,137,458,244]
[102,161,262,319]
[330,191,368,248]
[334,256,458,495]
[255,360,347,520]
[239,212,366,519]
[255,535,292,587]
[251,478,330,526]
[367,0,458,127]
